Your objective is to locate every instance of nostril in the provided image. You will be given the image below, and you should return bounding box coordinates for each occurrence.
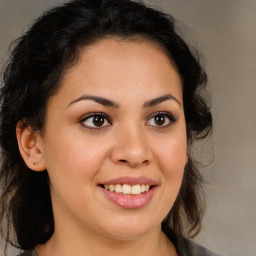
[118,159,149,166]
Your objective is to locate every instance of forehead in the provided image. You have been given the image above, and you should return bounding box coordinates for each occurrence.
[55,38,183,105]
[65,37,179,76]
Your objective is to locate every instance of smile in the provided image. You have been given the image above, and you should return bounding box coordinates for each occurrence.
[98,177,158,209]
[103,184,151,195]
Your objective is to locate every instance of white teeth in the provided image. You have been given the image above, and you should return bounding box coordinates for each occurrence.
[123,184,131,194]
[115,184,122,193]
[132,184,141,195]
[109,185,115,192]
[103,184,151,195]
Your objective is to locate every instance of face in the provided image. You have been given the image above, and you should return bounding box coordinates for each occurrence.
[39,38,187,241]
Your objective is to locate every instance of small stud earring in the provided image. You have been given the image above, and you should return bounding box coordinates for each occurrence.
[33,162,39,166]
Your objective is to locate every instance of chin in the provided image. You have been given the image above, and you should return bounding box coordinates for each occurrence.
[101,218,160,241]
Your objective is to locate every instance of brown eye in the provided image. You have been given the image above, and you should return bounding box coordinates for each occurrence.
[146,112,177,127]
[154,114,166,126]
[81,113,111,128]
[93,115,105,127]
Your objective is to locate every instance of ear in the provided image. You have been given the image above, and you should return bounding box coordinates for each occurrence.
[16,121,46,172]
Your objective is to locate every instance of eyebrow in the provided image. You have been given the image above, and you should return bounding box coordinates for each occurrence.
[143,94,181,108]
[68,93,181,108]
[68,95,119,108]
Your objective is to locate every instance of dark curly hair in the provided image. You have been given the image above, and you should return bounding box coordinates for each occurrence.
[0,0,212,252]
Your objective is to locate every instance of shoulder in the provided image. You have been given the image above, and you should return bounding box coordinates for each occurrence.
[163,228,224,256]
[17,250,39,256]
[177,237,224,256]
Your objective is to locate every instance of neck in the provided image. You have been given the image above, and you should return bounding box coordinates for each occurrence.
[36,225,177,256]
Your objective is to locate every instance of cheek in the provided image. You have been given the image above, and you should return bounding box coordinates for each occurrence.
[44,129,110,174]
[153,130,187,204]
[44,136,109,208]
[147,133,187,222]
[157,136,187,173]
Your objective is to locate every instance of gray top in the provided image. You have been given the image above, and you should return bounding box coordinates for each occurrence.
[18,237,223,256]
[178,237,223,256]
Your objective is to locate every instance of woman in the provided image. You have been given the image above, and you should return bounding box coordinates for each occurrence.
[0,0,221,255]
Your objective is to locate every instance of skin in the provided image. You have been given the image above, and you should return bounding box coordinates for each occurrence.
[17,38,187,256]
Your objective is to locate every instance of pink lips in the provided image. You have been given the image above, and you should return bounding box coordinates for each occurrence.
[98,176,158,209]
[102,176,158,186]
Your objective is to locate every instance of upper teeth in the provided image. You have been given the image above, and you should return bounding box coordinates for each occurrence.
[104,184,150,195]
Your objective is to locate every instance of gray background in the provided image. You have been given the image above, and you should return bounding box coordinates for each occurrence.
[0,0,255,255]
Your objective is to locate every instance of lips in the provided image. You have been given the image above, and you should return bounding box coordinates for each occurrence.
[101,176,157,186]
[104,184,150,195]
[98,176,158,209]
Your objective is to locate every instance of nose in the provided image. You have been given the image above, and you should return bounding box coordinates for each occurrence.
[110,125,153,168]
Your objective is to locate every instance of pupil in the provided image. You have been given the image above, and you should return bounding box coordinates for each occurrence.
[155,115,165,126]
[93,115,104,126]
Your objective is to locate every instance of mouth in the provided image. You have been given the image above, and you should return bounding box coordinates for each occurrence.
[99,184,155,195]
[98,177,158,209]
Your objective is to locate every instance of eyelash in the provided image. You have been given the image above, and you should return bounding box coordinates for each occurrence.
[79,111,177,129]
[80,112,112,129]
[146,111,177,128]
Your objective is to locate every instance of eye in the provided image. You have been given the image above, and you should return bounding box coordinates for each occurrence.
[146,112,176,127]
[80,113,111,128]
